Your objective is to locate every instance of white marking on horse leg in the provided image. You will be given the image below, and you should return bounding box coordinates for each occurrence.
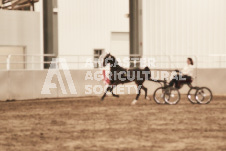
[131,99,137,105]
[145,96,150,100]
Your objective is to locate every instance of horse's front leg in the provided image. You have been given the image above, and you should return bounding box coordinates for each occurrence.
[111,85,119,98]
[101,85,112,101]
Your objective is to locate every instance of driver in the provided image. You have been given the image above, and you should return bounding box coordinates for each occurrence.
[168,58,194,88]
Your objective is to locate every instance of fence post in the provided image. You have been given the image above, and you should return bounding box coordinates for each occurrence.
[194,56,198,85]
[219,56,222,68]
[6,55,11,70]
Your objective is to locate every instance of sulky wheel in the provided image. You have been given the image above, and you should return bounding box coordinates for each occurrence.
[164,87,181,105]
[153,87,166,104]
[187,87,199,104]
[195,87,213,104]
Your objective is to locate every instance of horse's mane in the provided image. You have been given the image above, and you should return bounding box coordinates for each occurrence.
[111,55,119,66]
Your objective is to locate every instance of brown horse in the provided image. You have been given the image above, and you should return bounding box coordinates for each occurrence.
[101,53,151,105]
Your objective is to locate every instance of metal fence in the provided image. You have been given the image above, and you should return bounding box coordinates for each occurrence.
[0,54,225,70]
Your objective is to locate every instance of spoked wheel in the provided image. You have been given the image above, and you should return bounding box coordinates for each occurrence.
[187,87,198,104]
[195,87,212,104]
[153,87,166,104]
[164,88,181,105]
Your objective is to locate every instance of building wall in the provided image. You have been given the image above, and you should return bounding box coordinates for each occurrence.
[35,0,44,57]
[32,0,226,69]
[58,0,129,57]
[143,0,226,68]
[0,10,41,69]
[0,46,25,70]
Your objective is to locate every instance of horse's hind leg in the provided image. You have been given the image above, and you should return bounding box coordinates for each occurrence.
[101,85,112,101]
[111,85,119,98]
[141,85,150,100]
[131,85,142,105]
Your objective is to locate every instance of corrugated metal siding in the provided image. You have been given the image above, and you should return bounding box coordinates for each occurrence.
[143,0,226,68]
[58,0,129,56]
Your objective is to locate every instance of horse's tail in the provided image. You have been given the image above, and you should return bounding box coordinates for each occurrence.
[144,66,151,80]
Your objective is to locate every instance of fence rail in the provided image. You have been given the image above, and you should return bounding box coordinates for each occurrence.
[0,54,225,70]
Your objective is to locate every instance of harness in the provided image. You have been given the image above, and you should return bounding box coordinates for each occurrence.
[102,70,110,84]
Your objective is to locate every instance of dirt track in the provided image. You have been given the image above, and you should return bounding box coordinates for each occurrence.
[0,95,226,151]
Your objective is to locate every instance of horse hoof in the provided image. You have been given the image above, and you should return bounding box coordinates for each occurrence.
[113,95,119,98]
[145,96,151,100]
[131,99,137,105]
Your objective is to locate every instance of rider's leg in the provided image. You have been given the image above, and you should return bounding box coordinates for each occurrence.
[183,75,191,81]
[169,75,179,87]
[169,79,176,87]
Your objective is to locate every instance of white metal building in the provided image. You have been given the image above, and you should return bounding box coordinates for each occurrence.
[56,0,226,68]
[1,0,226,69]
[57,0,129,69]
[58,0,129,56]
[143,0,226,68]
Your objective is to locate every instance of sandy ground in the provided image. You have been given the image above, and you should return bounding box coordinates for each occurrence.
[0,95,226,151]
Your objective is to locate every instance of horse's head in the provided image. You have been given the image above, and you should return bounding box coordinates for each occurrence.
[103,53,117,67]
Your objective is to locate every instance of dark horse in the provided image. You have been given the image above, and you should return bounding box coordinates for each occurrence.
[101,53,151,105]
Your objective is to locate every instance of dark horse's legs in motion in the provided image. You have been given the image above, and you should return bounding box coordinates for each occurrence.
[111,85,119,97]
[136,85,142,100]
[101,85,119,101]
[102,83,150,103]
[141,85,150,100]
[131,82,150,105]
